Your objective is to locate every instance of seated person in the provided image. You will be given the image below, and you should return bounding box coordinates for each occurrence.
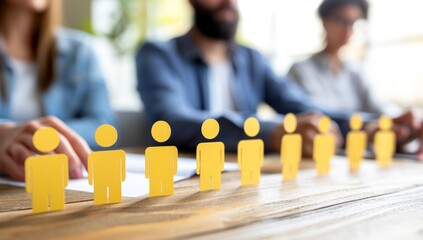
[288,0,383,114]
[136,0,423,159]
[0,0,115,180]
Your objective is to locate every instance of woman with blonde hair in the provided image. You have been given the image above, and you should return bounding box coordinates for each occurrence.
[0,0,115,180]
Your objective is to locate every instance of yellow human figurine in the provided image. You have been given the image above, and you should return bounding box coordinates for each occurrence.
[197,119,225,191]
[145,121,178,197]
[313,116,336,176]
[374,115,396,167]
[237,117,264,186]
[346,113,367,172]
[88,124,126,205]
[25,127,68,213]
[281,113,302,181]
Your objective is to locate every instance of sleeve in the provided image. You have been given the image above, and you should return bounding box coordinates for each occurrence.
[65,40,116,148]
[353,70,385,115]
[260,54,372,138]
[136,43,280,152]
[286,62,311,93]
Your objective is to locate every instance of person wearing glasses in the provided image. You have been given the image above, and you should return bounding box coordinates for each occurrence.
[287,0,423,157]
[287,0,383,114]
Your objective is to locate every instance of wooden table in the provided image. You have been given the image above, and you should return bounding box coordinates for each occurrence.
[1,154,423,240]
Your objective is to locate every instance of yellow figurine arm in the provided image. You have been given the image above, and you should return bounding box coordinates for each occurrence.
[346,134,353,158]
[221,143,225,172]
[259,140,264,166]
[63,155,69,187]
[313,138,319,162]
[121,150,126,182]
[374,133,381,155]
[196,146,201,175]
[281,138,287,164]
[237,142,242,170]
[88,155,93,185]
[174,147,178,175]
[25,158,33,193]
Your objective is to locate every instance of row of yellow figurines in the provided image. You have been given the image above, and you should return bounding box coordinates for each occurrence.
[25,113,394,213]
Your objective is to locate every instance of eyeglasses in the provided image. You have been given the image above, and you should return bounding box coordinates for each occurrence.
[328,16,363,29]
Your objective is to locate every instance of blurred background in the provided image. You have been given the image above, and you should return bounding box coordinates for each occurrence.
[63,0,423,114]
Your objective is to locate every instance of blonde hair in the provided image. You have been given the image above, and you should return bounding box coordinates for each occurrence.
[0,0,62,101]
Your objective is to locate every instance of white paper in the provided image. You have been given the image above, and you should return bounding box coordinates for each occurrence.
[0,153,238,197]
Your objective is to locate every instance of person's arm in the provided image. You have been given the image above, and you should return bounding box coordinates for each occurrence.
[286,63,312,94]
[136,43,279,152]
[352,71,386,115]
[65,44,116,148]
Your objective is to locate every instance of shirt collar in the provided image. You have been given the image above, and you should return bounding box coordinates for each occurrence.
[177,30,242,67]
[313,51,346,72]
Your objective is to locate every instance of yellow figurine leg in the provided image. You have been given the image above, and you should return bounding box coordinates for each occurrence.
[283,164,292,181]
[109,183,122,203]
[325,160,331,175]
[33,192,49,213]
[200,174,210,191]
[251,169,260,185]
[211,173,221,190]
[291,164,298,180]
[316,161,323,176]
[162,176,174,196]
[149,177,162,197]
[93,182,108,205]
[49,190,65,211]
[241,169,251,186]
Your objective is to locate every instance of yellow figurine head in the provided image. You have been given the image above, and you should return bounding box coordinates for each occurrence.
[379,115,393,131]
[244,117,260,137]
[318,116,332,134]
[151,121,171,143]
[283,113,297,134]
[95,124,118,148]
[201,119,220,140]
[33,127,60,153]
[350,113,363,131]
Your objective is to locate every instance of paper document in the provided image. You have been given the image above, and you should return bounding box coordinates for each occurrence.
[0,153,238,197]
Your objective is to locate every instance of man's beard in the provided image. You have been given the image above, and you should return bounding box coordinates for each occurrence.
[193,2,239,41]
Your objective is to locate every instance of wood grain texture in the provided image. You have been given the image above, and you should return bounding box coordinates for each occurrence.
[0,186,93,212]
[0,156,422,240]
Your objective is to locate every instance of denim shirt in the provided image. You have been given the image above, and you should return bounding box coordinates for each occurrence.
[0,29,116,147]
[136,32,358,152]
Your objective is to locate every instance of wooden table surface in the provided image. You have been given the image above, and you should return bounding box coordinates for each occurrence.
[1,154,423,240]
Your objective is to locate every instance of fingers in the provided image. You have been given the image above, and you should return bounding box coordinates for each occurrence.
[40,116,91,169]
[391,124,411,145]
[54,134,83,179]
[0,154,25,181]
[7,143,33,167]
[301,124,319,158]
[416,122,423,161]
[330,121,343,148]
